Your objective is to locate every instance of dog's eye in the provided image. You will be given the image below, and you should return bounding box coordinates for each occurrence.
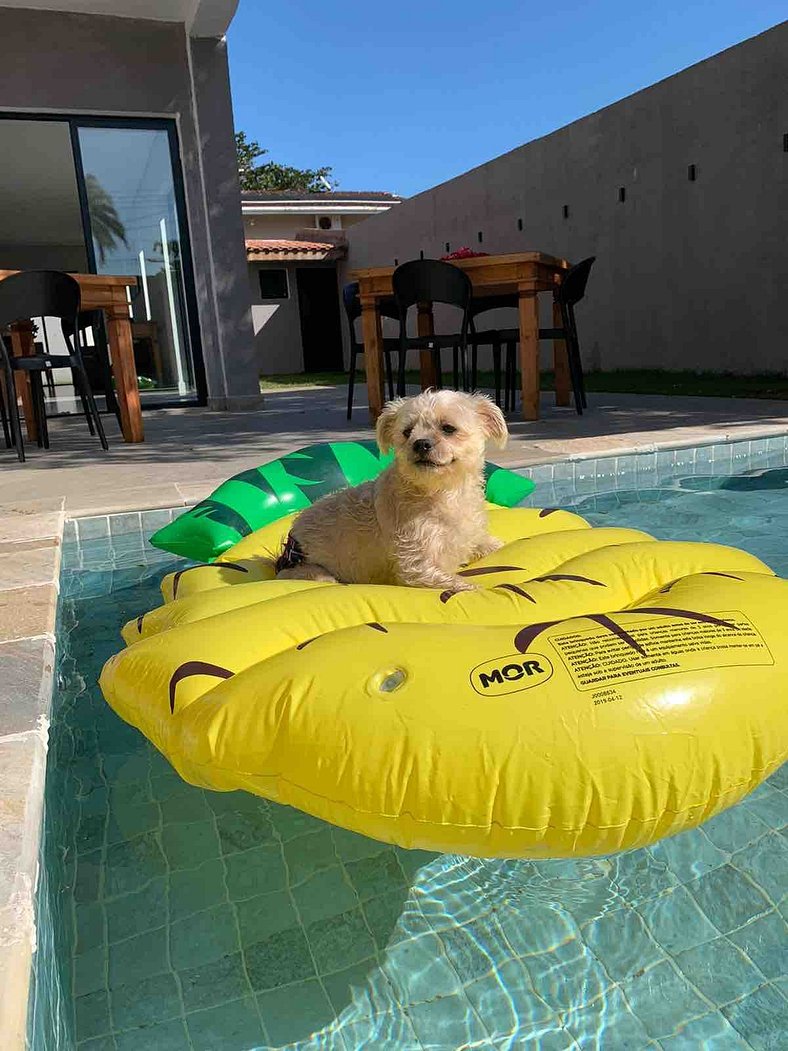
[402,426,413,439]
[441,424,457,435]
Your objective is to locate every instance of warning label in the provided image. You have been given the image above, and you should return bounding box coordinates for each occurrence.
[549,610,773,691]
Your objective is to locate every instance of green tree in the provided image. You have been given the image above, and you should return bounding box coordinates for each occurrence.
[84,174,128,263]
[236,131,336,193]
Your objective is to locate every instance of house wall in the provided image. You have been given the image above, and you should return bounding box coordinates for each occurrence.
[345,21,788,376]
[248,261,304,374]
[0,6,258,409]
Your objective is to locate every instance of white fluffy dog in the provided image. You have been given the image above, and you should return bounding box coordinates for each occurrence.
[275,389,508,591]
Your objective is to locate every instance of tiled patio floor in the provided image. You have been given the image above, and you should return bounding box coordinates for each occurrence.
[2,385,788,516]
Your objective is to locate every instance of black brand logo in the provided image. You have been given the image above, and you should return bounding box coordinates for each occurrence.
[470,653,553,696]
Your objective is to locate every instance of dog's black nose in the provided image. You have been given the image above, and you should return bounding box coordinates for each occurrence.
[412,438,433,455]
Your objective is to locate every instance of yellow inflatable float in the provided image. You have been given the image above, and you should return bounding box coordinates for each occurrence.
[100,505,788,859]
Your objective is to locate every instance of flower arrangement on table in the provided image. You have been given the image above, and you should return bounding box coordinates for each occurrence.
[440,247,490,261]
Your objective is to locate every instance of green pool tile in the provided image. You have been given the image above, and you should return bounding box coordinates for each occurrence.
[75,901,106,954]
[566,984,652,1049]
[729,912,788,980]
[741,784,787,831]
[76,1036,117,1051]
[621,961,709,1040]
[702,806,772,855]
[659,1011,750,1049]
[160,820,221,872]
[361,888,408,950]
[675,937,763,1004]
[169,903,241,970]
[205,789,269,816]
[74,849,103,904]
[102,753,150,785]
[159,788,211,826]
[638,885,720,955]
[235,889,297,945]
[75,989,111,1042]
[258,977,335,1044]
[105,801,159,846]
[722,983,786,1050]
[151,772,195,803]
[284,829,338,884]
[649,828,728,884]
[74,945,107,998]
[331,826,388,863]
[384,931,463,1003]
[736,832,788,903]
[114,1018,191,1051]
[500,902,577,957]
[766,765,788,793]
[103,832,167,897]
[689,864,772,934]
[110,971,181,1031]
[394,846,436,881]
[76,785,109,817]
[185,997,265,1051]
[224,843,287,900]
[179,951,252,1013]
[523,937,612,1014]
[104,877,167,944]
[583,908,665,982]
[409,993,490,1048]
[269,802,325,841]
[321,956,377,1013]
[169,858,227,922]
[611,848,678,903]
[76,811,107,855]
[244,925,316,991]
[465,958,553,1038]
[306,906,377,976]
[344,850,407,903]
[108,926,168,986]
[215,807,275,855]
[107,780,151,809]
[293,865,359,926]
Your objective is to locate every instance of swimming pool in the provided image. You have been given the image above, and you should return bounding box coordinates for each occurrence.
[28,445,787,1050]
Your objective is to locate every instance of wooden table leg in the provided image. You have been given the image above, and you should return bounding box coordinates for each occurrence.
[10,322,38,442]
[106,302,144,443]
[360,295,385,422]
[416,302,438,389]
[552,298,571,407]
[518,285,540,420]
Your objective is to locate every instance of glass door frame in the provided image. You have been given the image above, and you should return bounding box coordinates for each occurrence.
[0,111,207,407]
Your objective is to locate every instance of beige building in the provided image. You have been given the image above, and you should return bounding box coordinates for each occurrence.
[243,191,401,374]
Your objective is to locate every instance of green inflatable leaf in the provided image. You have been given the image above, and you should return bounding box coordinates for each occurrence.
[150,441,535,562]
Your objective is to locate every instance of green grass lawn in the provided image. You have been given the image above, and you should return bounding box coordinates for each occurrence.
[261,369,788,400]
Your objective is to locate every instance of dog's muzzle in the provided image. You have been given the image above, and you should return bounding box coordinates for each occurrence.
[275,533,306,572]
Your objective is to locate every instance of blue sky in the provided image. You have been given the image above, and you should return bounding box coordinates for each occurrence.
[227,2,785,198]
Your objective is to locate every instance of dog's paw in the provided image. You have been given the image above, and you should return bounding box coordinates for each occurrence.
[473,535,504,559]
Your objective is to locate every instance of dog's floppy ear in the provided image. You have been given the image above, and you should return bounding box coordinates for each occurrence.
[473,394,508,448]
[376,398,403,453]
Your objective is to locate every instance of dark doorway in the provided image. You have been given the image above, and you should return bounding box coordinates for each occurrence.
[296,267,344,372]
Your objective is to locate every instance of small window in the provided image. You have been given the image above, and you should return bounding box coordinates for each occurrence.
[318,216,332,230]
[258,268,288,299]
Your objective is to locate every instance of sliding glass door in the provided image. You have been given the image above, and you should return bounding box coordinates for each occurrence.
[77,125,195,399]
[0,114,201,409]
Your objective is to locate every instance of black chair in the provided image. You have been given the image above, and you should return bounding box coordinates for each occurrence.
[62,310,122,427]
[343,282,399,420]
[0,270,108,462]
[467,295,519,407]
[392,259,473,396]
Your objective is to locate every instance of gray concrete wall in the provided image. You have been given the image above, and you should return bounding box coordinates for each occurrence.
[346,21,788,376]
[0,7,257,409]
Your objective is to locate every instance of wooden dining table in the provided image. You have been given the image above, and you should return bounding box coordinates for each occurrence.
[0,270,144,444]
[352,251,571,421]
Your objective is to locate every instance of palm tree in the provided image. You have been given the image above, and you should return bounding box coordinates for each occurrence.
[84,174,128,263]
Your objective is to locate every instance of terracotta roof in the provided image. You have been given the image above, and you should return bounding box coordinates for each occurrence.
[245,238,344,261]
[242,190,401,203]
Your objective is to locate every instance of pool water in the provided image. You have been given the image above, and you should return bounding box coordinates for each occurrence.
[29,468,787,1050]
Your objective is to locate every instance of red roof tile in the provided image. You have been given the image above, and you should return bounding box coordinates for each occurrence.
[245,238,336,256]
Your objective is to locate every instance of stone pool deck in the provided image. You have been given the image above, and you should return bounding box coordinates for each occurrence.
[1,385,788,1046]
